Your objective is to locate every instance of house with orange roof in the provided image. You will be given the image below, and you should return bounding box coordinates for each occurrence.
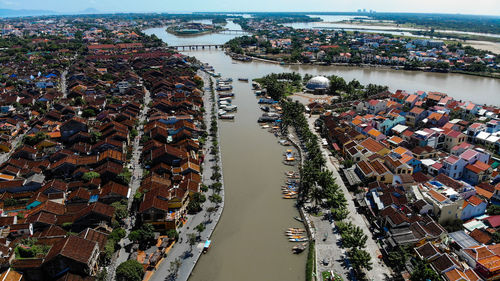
[358,138,390,157]
[463,161,492,185]
[367,128,386,142]
[426,112,449,127]
[463,244,500,280]
[420,186,464,224]
[461,195,487,220]
[406,107,427,127]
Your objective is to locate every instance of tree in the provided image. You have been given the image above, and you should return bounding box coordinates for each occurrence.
[188,233,197,251]
[331,208,349,221]
[341,225,367,249]
[116,260,144,281]
[387,246,410,271]
[23,132,48,146]
[111,201,128,221]
[169,258,182,278]
[82,108,96,118]
[82,171,100,182]
[487,204,500,215]
[128,224,155,249]
[410,260,439,281]
[166,229,179,241]
[195,223,206,237]
[348,248,373,271]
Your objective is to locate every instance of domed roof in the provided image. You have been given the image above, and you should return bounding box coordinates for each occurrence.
[306,76,330,90]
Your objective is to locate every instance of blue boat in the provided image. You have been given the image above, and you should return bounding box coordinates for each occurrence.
[203,240,211,253]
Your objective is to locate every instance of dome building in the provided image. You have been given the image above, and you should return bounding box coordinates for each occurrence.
[306,76,330,92]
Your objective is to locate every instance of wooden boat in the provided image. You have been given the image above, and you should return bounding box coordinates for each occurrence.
[289,238,308,242]
[283,195,297,199]
[287,228,306,232]
[292,243,308,254]
[294,216,303,222]
[288,235,306,239]
[238,78,249,82]
[219,114,235,120]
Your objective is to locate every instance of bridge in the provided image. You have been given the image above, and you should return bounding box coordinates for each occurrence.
[218,29,248,34]
[168,44,224,50]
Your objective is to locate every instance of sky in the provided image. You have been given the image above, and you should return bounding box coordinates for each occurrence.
[1,0,500,16]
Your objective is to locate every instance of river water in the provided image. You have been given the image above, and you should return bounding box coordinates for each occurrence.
[144,22,500,281]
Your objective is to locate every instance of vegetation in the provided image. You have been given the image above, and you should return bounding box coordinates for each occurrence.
[254,72,303,100]
[306,242,315,281]
[410,260,440,281]
[82,171,100,182]
[128,223,155,249]
[23,132,48,146]
[116,260,144,281]
[15,238,50,259]
[187,192,206,214]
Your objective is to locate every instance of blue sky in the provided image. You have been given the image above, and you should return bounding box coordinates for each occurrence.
[1,0,500,16]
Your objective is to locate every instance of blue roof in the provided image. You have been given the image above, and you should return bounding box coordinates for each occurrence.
[89,195,99,203]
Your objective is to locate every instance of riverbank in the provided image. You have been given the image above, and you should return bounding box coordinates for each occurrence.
[147,71,226,281]
[237,51,500,79]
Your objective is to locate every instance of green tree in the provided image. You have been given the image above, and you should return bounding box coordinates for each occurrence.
[116,260,144,281]
[195,223,206,237]
[410,260,440,281]
[166,229,179,241]
[487,204,500,215]
[128,224,155,249]
[82,108,96,118]
[82,171,100,182]
[348,248,373,271]
[111,201,128,221]
[188,233,197,251]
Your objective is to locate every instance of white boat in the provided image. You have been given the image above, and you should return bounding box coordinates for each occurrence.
[218,109,227,115]
[222,105,237,112]
[219,114,235,120]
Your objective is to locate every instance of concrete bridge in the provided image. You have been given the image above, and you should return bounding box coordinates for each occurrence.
[168,44,224,50]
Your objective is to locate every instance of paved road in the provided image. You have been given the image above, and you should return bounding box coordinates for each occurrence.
[107,87,151,281]
[60,70,68,99]
[148,71,225,281]
[304,115,392,281]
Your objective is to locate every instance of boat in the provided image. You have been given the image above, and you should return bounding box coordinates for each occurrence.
[260,106,270,112]
[238,78,249,82]
[218,97,232,102]
[218,92,235,98]
[255,91,265,96]
[283,195,297,199]
[221,105,237,112]
[289,238,308,242]
[203,240,211,253]
[216,85,233,91]
[252,82,261,89]
[287,235,306,239]
[283,160,296,166]
[294,216,303,222]
[217,78,233,83]
[292,243,308,254]
[219,114,235,120]
[218,109,227,115]
[287,228,306,232]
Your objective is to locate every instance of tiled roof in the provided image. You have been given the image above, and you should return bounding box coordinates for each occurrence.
[45,235,97,264]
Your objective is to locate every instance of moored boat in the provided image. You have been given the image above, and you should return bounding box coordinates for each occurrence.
[238,78,249,82]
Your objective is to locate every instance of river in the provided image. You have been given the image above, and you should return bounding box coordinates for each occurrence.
[144,22,500,281]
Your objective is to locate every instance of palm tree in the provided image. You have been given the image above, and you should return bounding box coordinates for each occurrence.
[348,248,373,271]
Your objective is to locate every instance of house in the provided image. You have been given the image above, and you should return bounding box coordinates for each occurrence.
[461,195,487,221]
[42,235,100,277]
[442,155,467,180]
[463,244,500,280]
[444,130,467,152]
[406,107,427,127]
[60,117,87,141]
[463,161,492,185]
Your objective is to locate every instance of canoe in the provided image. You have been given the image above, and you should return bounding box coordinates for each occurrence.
[289,238,308,242]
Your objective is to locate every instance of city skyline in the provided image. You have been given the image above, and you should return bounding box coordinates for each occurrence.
[1,0,500,16]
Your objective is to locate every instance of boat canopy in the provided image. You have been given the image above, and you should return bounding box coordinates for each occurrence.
[204,240,211,248]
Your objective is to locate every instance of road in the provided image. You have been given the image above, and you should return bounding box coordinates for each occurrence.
[148,71,225,281]
[60,70,68,99]
[107,87,151,281]
[304,115,392,281]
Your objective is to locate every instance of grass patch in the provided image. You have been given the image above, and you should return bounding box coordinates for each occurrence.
[306,241,315,281]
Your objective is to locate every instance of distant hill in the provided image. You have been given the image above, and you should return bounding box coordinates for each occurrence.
[0,9,59,18]
[0,8,102,18]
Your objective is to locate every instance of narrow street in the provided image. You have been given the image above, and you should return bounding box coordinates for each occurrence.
[107,87,151,281]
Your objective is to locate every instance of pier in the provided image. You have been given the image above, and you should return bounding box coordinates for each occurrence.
[169,44,223,50]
